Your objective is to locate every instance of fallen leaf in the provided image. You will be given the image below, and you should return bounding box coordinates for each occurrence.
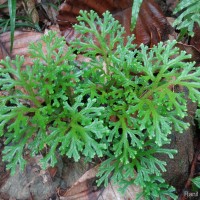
[22,0,39,24]
[189,24,200,52]
[166,0,179,12]
[133,0,173,46]
[57,0,173,46]
[0,31,43,65]
[59,164,142,200]
[0,0,7,4]
[0,40,10,59]
[0,145,9,189]
[48,166,58,178]
[176,42,200,65]
[39,2,57,24]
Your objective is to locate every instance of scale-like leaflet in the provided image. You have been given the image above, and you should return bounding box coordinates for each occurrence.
[173,0,200,37]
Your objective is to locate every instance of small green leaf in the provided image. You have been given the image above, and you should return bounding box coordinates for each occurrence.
[192,176,200,188]
[8,0,16,52]
[131,0,143,31]
[173,0,200,37]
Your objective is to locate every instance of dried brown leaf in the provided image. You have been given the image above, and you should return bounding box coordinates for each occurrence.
[39,3,57,24]
[0,40,10,59]
[0,0,7,4]
[190,24,200,53]
[133,0,173,46]
[22,0,39,23]
[57,0,172,46]
[59,165,142,200]
[48,166,58,178]
[176,42,200,65]
[0,31,43,64]
[166,0,179,12]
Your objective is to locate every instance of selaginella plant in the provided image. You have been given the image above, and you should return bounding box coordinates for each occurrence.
[1,10,200,200]
[173,0,200,38]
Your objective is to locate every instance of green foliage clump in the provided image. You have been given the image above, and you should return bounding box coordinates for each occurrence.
[173,0,200,37]
[0,31,107,172]
[1,10,200,200]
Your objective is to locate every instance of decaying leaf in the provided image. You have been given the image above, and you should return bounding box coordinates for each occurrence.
[190,24,200,53]
[133,0,173,46]
[22,0,39,24]
[0,40,10,59]
[0,31,43,64]
[0,145,9,190]
[38,1,58,24]
[48,166,58,178]
[165,0,179,13]
[0,0,9,15]
[0,0,7,4]
[59,165,142,200]
[176,42,200,65]
[57,0,173,46]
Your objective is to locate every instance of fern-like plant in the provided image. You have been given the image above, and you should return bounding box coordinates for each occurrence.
[173,0,200,37]
[1,10,200,200]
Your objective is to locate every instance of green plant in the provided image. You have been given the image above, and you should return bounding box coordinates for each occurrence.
[8,0,16,52]
[1,10,200,199]
[0,15,41,33]
[191,176,200,189]
[173,0,200,38]
[131,0,143,31]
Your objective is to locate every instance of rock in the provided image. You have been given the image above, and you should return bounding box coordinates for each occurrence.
[156,97,197,191]
[60,158,90,189]
[0,156,63,200]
